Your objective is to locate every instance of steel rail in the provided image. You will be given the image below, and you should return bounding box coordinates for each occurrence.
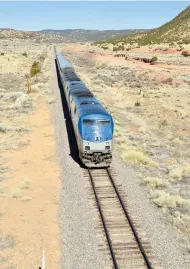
[106,168,154,269]
[88,169,119,269]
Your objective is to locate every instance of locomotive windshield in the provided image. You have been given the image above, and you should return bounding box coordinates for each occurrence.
[81,118,112,142]
[83,119,110,126]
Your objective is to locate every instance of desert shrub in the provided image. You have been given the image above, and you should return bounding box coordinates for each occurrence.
[2,91,30,109]
[2,92,23,102]
[30,61,40,78]
[0,52,4,56]
[117,45,125,51]
[151,190,188,209]
[142,177,168,188]
[159,119,168,127]
[181,51,189,57]
[20,179,31,189]
[135,101,141,106]
[12,189,23,198]
[0,123,11,133]
[182,39,190,45]
[150,56,158,63]
[170,168,183,180]
[102,46,109,50]
[21,196,32,202]
[163,77,173,84]
[39,54,46,61]
[22,52,27,57]
[121,149,156,167]
[13,93,30,109]
[2,92,30,109]
[170,164,190,180]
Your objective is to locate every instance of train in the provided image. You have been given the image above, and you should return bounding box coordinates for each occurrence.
[55,49,114,168]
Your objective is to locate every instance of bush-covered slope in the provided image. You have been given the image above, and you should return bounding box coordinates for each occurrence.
[95,5,190,46]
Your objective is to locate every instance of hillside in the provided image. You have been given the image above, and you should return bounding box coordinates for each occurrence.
[0,28,67,43]
[95,5,190,45]
[0,28,147,43]
[40,29,147,42]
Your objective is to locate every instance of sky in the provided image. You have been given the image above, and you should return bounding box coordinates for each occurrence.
[0,1,189,31]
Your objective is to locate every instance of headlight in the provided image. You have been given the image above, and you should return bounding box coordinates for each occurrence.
[106,142,109,145]
[85,146,90,150]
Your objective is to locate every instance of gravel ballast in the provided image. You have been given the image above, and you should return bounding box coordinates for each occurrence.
[113,153,190,269]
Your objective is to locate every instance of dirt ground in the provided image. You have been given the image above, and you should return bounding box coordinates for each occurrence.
[0,41,61,269]
[0,98,61,269]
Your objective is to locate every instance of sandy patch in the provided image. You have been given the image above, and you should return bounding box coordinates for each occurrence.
[0,97,61,269]
[62,43,190,84]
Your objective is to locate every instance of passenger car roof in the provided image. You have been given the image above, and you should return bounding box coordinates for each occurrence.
[62,71,80,81]
[56,52,73,69]
[74,96,109,117]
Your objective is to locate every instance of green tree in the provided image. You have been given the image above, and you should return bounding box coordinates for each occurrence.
[30,61,40,79]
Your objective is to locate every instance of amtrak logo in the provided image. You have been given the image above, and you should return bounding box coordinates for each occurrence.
[92,126,100,135]
[92,126,101,141]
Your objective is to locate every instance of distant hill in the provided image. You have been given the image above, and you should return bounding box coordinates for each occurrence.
[0,28,147,43]
[40,29,147,42]
[0,28,67,43]
[96,5,190,45]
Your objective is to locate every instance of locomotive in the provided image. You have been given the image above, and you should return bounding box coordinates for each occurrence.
[55,49,114,167]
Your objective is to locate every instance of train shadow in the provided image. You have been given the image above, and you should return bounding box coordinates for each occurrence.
[55,60,84,168]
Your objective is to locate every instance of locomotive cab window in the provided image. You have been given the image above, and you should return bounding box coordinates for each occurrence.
[83,119,110,126]
[97,119,110,126]
[80,101,98,105]
[83,119,96,125]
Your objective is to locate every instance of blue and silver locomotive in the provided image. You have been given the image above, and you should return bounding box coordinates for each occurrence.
[55,49,114,167]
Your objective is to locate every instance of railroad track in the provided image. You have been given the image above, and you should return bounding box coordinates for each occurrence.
[86,168,161,269]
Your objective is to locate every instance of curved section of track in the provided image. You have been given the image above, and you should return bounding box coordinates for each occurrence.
[88,168,158,269]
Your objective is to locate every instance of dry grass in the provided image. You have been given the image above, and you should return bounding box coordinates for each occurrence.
[121,148,157,167]
[182,164,190,177]
[142,177,169,188]
[172,211,190,235]
[151,190,190,209]
[21,196,32,202]
[114,125,121,137]
[170,164,190,181]
[12,189,23,199]
[19,178,31,189]
[170,168,183,180]
[0,123,11,133]
[115,136,129,146]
